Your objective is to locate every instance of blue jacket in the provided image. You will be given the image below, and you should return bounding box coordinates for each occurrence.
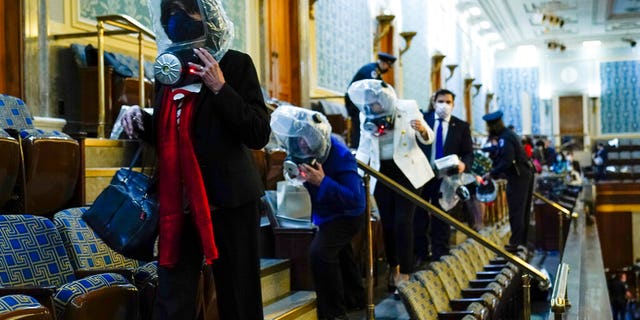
[305,136,366,226]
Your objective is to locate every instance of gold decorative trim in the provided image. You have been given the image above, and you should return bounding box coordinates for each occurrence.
[597,204,640,212]
[84,138,135,147]
[86,167,144,177]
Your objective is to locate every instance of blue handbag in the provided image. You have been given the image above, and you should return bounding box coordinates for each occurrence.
[83,146,158,261]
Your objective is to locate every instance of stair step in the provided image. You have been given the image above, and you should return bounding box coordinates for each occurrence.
[263,290,317,320]
[260,258,291,305]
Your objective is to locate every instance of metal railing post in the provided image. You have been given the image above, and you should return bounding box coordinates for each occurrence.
[97,21,106,138]
[522,273,531,320]
[137,32,145,108]
[551,263,571,319]
[364,174,375,320]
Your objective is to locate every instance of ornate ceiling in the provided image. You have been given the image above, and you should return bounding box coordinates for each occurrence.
[475,0,640,49]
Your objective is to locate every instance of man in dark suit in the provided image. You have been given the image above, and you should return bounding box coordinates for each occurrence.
[414,89,474,263]
[344,52,396,148]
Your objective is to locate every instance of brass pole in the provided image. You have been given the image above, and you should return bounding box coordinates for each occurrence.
[138,32,145,108]
[97,21,106,138]
[364,174,375,320]
[522,273,531,320]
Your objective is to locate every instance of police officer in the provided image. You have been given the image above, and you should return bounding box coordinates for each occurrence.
[345,52,397,148]
[482,111,534,249]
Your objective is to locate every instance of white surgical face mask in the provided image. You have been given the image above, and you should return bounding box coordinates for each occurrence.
[435,102,452,119]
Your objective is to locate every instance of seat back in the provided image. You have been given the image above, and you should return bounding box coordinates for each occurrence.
[0,129,20,209]
[0,94,80,217]
[0,95,34,130]
[396,279,438,320]
[0,294,51,320]
[19,130,80,216]
[450,248,478,280]
[413,270,452,313]
[52,207,142,271]
[429,260,462,301]
[0,215,76,288]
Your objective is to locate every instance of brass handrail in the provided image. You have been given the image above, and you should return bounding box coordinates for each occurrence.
[533,191,578,220]
[550,263,571,319]
[52,14,156,138]
[356,160,551,289]
[96,15,155,39]
[95,14,156,138]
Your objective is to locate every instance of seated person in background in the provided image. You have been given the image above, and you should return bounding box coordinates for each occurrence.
[270,105,367,320]
[593,142,608,181]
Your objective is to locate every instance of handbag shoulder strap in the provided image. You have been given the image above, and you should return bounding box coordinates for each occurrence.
[126,142,157,180]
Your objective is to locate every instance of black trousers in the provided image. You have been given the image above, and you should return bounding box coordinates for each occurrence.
[155,200,263,320]
[345,96,360,149]
[414,177,451,261]
[375,160,421,274]
[310,215,364,319]
[506,170,534,246]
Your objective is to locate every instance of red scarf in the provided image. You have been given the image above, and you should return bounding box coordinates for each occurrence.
[157,88,218,268]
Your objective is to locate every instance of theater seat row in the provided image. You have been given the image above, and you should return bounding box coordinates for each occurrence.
[0,94,80,217]
[0,210,159,319]
[397,222,524,320]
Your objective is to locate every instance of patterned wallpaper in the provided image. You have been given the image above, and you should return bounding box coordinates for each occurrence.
[223,0,246,51]
[79,0,152,28]
[400,0,430,107]
[600,60,640,134]
[79,0,246,51]
[315,0,372,93]
[495,67,540,134]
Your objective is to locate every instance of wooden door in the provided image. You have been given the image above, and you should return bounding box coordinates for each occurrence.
[559,95,584,149]
[596,211,633,271]
[267,0,300,106]
[0,0,22,97]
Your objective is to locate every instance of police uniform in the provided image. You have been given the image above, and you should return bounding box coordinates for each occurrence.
[345,52,396,148]
[483,111,534,247]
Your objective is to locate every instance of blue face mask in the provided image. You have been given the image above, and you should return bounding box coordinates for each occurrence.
[166,10,204,43]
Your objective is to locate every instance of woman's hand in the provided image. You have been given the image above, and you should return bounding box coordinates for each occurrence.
[189,48,226,94]
[410,119,431,140]
[300,162,325,186]
[121,105,144,138]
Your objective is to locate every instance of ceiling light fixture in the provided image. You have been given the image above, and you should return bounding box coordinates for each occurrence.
[622,38,637,47]
[540,13,565,28]
[546,40,566,52]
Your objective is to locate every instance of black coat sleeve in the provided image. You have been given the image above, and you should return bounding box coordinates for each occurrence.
[458,121,474,172]
[209,51,271,150]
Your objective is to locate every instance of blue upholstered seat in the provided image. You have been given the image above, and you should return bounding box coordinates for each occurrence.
[0,215,138,319]
[52,207,158,288]
[0,94,80,217]
[0,294,52,319]
[53,207,157,320]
